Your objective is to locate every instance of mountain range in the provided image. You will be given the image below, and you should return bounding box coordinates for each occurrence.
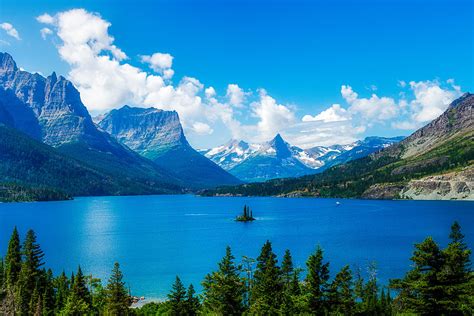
[201,134,403,182]
[0,52,238,200]
[96,105,240,188]
[205,93,474,200]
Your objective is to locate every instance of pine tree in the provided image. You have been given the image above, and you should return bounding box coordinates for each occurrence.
[168,276,187,316]
[41,269,55,316]
[390,237,445,314]
[54,271,70,312]
[440,221,473,313]
[305,245,330,315]
[62,266,91,314]
[328,265,354,315]
[104,262,130,315]
[281,249,294,286]
[250,240,283,314]
[22,229,44,275]
[5,227,21,288]
[186,284,200,315]
[202,246,245,314]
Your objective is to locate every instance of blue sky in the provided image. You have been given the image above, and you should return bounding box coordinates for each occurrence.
[0,0,472,148]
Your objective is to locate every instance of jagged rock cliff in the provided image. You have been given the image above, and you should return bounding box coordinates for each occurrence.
[98,105,241,188]
[0,52,183,195]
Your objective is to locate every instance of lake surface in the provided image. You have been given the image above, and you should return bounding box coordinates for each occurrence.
[0,195,473,300]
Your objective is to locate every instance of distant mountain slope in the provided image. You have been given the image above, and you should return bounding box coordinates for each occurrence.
[0,52,183,196]
[205,93,473,200]
[97,105,241,188]
[0,124,180,202]
[202,134,403,182]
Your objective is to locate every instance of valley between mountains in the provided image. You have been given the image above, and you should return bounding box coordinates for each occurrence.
[0,52,472,201]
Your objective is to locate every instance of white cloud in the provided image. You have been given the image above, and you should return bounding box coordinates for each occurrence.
[408,79,462,122]
[40,27,53,39]
[36,13,55,24]
[205,87,216,98]
[302,104,351,123]
[226,84,245,107]
[284,120,365,148]
[0,22,20,40]
[141,52,173,73]
[342,85,398,121]
[192,122,214,135]
[251,90,296,141]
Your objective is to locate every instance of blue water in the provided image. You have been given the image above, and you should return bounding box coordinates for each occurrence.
[0,195,472,299]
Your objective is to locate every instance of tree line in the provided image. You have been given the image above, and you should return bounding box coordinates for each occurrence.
[1,222,472,315]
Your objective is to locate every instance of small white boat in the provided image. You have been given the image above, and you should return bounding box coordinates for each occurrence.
[336,201,341,206]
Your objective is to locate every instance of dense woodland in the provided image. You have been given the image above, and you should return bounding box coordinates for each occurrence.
[0,222,472,315]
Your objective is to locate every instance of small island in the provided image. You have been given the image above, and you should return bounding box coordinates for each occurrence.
[235,205,256,222]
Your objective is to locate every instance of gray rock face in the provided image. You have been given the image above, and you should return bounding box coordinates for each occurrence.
[0,53,102,147]
[98,106,188,158]
[97,105,241,188]
[0,52,183,192]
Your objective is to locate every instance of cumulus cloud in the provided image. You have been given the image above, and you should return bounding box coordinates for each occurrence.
[408,79,462,122]
[40,27,53,39]
[141,52,174,78]
[36,13,55,24]
[342,85,399,121]
[36,8,464,149]
[226,84,245,107]
[0,22,20,40]
[302,104,351,123]
[251,90,296,141]
[192,122,214,135]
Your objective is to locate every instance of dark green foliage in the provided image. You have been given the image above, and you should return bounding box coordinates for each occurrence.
[186,284,200,316]
[328,265,355,315]
[0,124,182,202]
[105,262,131,315]
[202,246,245,315]
[5,226,21,288]
[1,224,472,315]
[250,240,283,314]
[235,205,255,222]
[168,276,187,315]
[390,222,473,315]
[305,245,330,314]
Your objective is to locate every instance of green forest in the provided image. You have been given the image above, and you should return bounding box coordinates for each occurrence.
[0,222,472,315]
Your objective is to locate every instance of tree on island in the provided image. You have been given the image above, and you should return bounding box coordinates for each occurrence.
[236,205,255,222]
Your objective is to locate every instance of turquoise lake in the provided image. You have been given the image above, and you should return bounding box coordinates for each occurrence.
[0,195,473,300]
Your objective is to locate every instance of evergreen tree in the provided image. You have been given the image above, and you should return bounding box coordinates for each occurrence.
[328,265,354,315]
[250,240,283,314]
[54,271,70,312]
[105,262,130,315]
[5,227,21,288]
[42,269,55,316]
[186,284,200,315]
[168,276,187,316]
[281,249,294,286]
[22,229,44,276]
[440,221,473,314]
[305,245,330,315]
[62,266,91,314]
[390,237,446,314]
[202,246,245,315]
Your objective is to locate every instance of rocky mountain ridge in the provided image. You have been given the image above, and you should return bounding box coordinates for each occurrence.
[202,134,403,182]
